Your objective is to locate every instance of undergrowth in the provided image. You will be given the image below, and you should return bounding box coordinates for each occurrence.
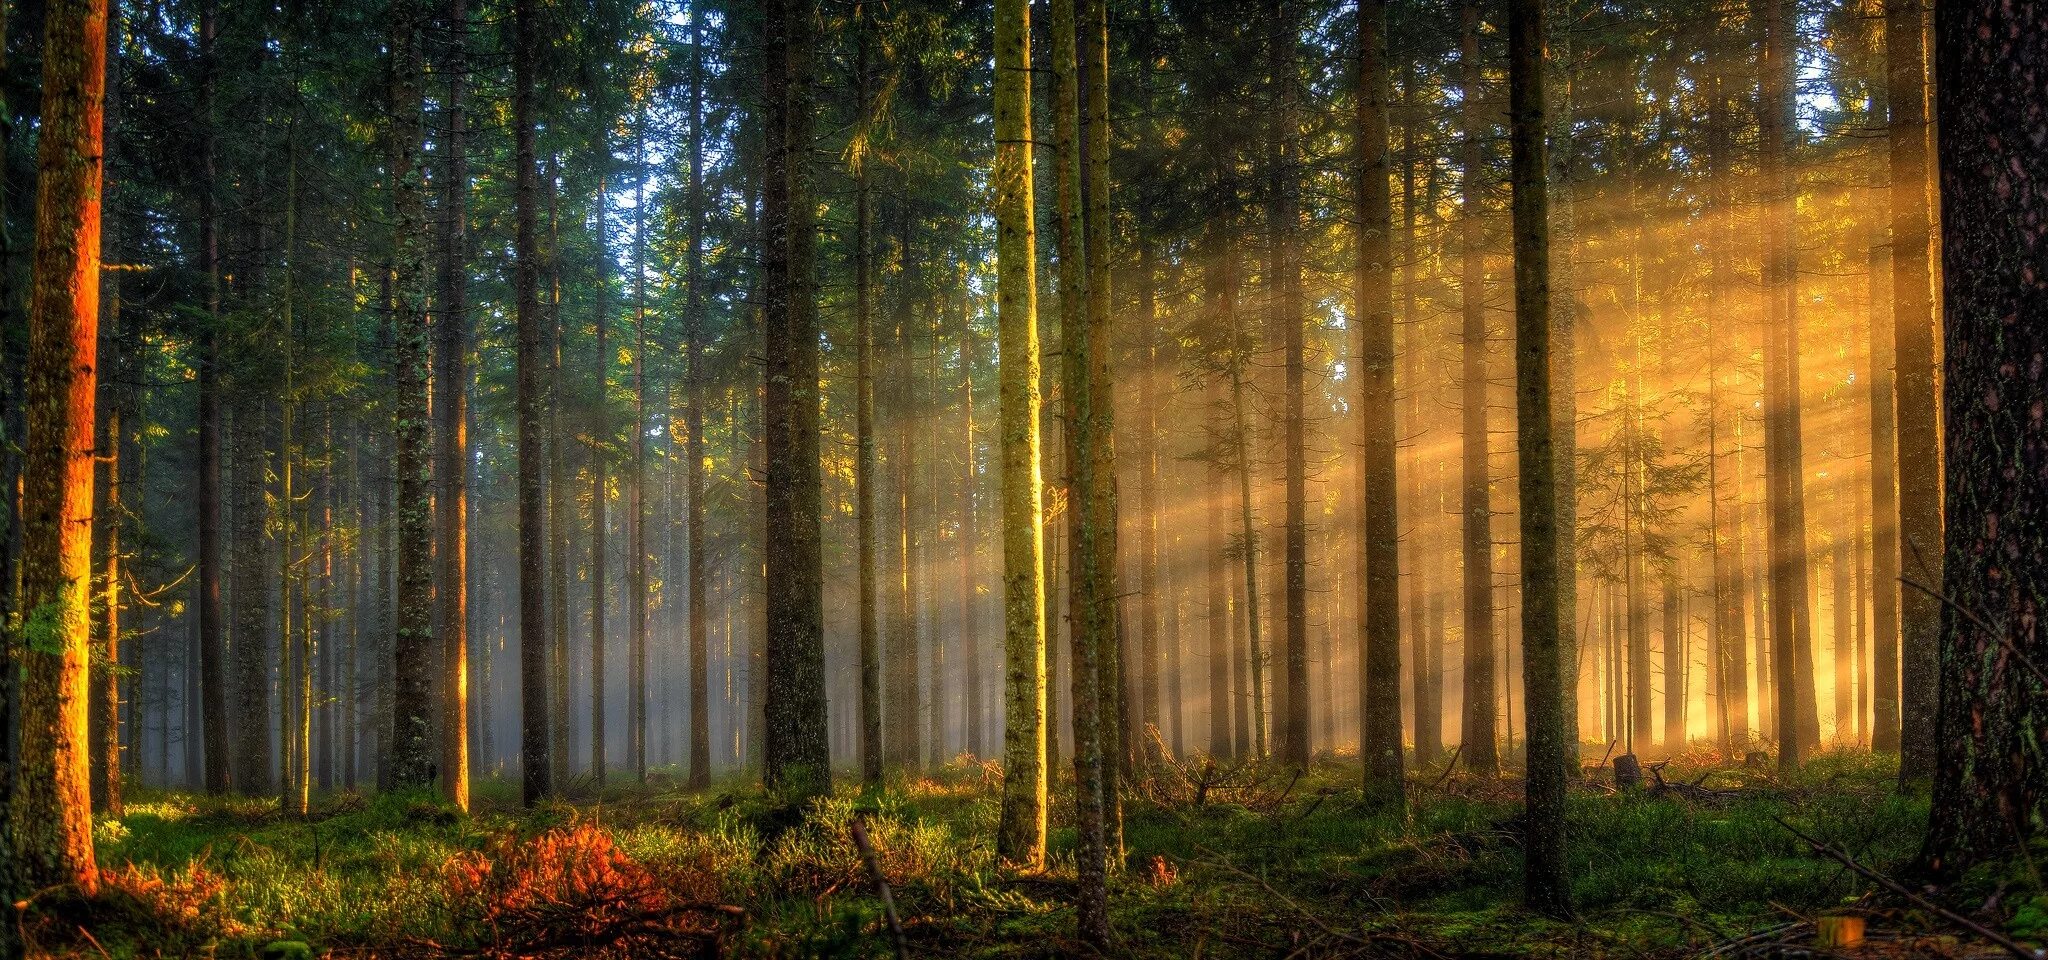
[24,747,1957,958]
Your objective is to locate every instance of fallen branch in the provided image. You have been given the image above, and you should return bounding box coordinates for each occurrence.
[1774,817,2037,960]
[850,814,909,960]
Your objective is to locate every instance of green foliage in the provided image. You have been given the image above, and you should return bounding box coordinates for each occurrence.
[42,755,1961,957]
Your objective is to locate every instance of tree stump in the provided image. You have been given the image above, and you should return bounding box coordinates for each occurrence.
[1613,753,1642,790]
[1744,750,1770,769]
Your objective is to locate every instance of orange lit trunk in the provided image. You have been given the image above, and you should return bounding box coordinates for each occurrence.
[16,0,108,894]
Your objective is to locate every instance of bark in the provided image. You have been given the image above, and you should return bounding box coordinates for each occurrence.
[590,166,611,785]
[196,0,228,796]
[387,0,435,791]
[436,0,471,810]
[1054,0,1108,940]
[685,12,710,792]
[91,5,123,816]
[545,158,571,777]
[1509,0,1570,892]
[513,0,551,806]
[852,1,882,788]
[1887,0,1940,779]
[1355,0,1403,809]
[1757,0,1818,770]
[629,107,649,783]
[992,0,1047,867]
[1269,0,1310,772]
[760,0,829,797]
[1458,0,1499,777]
[15,0,106,892]
[1920,0,2048,875]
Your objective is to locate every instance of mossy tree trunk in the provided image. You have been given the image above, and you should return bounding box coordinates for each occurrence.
[15,0,107,894]
[1919,0,2048,879]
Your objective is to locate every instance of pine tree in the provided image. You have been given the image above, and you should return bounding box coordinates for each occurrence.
[14,0,109,894]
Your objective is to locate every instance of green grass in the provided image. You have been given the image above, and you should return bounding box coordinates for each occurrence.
[45,749,1950,958]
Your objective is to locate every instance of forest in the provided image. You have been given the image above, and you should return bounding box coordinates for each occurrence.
[0,0,2043,955]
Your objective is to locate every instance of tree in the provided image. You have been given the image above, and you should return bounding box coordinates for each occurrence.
[196,0,228,797]
[684,7,711,793]
[1508,0,1571,916]
[1053,0,1111,940]
[851,0,883,789]
[1886,0,1939,778]
[993,0,1048,870]
[436,0,472,811]
[759,0,829,798]
[386,0,436,791]
[629,104,650,784]
[1919,0,2048,877]
[1457,0,1499,778]
[14,0,109,894]
[1757,0,1819,771]
[513,0,552,808]
[1354,0,1403,810]
[1270,0,1310,772]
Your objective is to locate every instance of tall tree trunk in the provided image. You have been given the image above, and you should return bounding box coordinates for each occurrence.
[387,0,435,790]
[1887,0,1940,779]
[1205,342,1231,759]
[1079,0,1123,850]
[1919,0,2048,875]
[512,0,551,806]
[684,13,711,792]
[852,1,882,788]
[1400,72,1439,768]
[590,166,611,785]
[195,0,229,797]
[1054,0,1109,940]
[992,0,1047,866]
[14,0,107,892]
[1458,0,1499,777]
[1136,250,1160,763]
[1509,0,1569,907]
[760,0,829,797]
[92,4,124,816]
[1355,0,1402,809]
[1268,0,1309,771]
[436,0,471,810]
[961,302,984,759]
[545,158,571,777]
[629,106,649,783]
[1758,0,1817,770]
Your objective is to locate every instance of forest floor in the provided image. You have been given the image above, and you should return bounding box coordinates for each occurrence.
[28,748,2038,959]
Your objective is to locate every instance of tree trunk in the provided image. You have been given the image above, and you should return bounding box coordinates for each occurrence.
[1919,0,2048,875]
[684,13,711,792]
[512,0,551,806]
[436,0,471,810]
[629,107,649,784]
[14,0,107,892]
[1268,0,1310,772]
[196,0,229,796]
[852,2,882,788]
[1887,0,1940,780]
[992,0,1047,867]
[386,0,435,791]
[1509,0,1569,911]
[1355,0,1402,809]
[92,6,124,816]
[759,0,829,797]
[1053,0,1108,940]
[1458,0,1499,777]
[590,165,611,786]
[1758,0,1818,771]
